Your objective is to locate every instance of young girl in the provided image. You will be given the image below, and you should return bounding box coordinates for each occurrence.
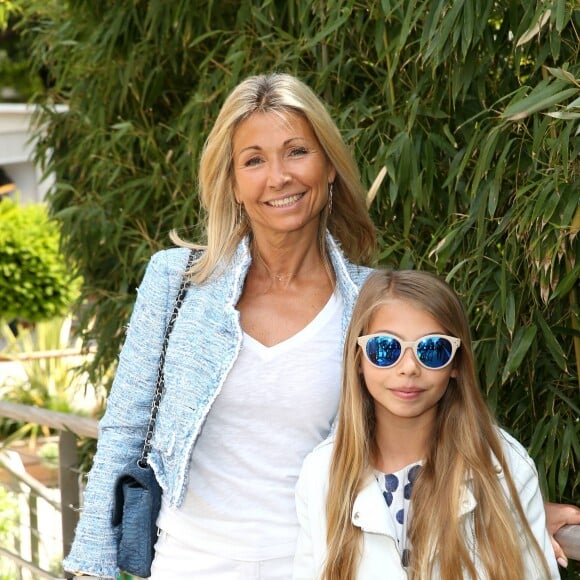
[293,269,560,579]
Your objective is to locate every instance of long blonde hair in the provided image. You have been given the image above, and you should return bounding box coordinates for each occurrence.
[324,269,551,579]
[172,73,376,282]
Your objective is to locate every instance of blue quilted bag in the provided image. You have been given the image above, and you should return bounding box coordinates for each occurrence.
[112,460,162,578]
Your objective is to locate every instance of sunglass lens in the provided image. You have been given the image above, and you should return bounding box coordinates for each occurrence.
[416,337,453,369]
[366,336,401,367]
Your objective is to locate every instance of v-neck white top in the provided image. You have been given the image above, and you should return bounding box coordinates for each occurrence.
[157,291,344,560]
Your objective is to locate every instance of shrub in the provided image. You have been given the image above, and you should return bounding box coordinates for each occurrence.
[0,198,79,322]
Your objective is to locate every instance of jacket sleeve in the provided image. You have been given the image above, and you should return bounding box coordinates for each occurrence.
[63,250,181,578]
[293,453,318,580]
[500,431,561,579]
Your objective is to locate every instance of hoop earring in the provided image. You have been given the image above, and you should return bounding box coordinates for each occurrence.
[328,182,334,215]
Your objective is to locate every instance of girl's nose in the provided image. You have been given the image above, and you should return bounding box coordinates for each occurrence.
[397,347,420,374]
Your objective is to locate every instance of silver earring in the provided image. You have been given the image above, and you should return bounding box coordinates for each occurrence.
[237,202,242,225]
[328,182,334,215]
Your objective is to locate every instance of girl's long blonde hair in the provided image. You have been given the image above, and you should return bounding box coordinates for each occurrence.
[172,73,376,282]
[324,269,551,580]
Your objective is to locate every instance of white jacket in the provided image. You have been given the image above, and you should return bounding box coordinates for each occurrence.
[293,428,560,579]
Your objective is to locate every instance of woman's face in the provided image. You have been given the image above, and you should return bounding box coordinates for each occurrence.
[232,111,336,241]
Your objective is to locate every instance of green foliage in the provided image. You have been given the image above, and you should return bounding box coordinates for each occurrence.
[0,485,19,580]
[21,0,579,518]
[0,0,44,102]
[0,48,42,101]
[0,1,22,31]
[0,316,102,443]
[0,198,80,322]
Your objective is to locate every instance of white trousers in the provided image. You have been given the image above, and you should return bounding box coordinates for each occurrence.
[148,531,294,579]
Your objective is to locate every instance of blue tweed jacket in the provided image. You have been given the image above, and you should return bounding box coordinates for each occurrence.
[63,233,373,578]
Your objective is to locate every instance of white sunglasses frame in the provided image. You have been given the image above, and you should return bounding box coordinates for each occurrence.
[357,333,461,370]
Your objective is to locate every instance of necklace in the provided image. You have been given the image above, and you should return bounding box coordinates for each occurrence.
[255,250,297,282]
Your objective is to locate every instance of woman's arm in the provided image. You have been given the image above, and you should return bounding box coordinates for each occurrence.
[62,250,181,577]
[545,502,580,568]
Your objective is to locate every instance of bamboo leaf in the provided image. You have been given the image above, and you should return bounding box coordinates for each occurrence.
[544,110,580,120]
[516,9,551,47]
[505,292,516,335]
[489,138,514,217]
[471,127,500,197]
[528,416,552,457]
[502,86,579,121]
[535,312,567,372]
[544,415,559,471]
[550,265,580,302]
[545,66,579,86]
[502,325,537,382]
[304,6,352,48]
[554,0,568,32]
[461,0,473,58]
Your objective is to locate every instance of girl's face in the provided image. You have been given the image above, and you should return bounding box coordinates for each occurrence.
[232,111,336,242]
[360,299,458,427]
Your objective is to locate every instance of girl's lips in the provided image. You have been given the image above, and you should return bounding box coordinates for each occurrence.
[390,388,424,400]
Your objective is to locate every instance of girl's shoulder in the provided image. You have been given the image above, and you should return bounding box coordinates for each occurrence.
[299,437,335,484]
[495,427,539,481]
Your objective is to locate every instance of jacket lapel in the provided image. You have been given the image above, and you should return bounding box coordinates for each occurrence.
[351,475,399,539]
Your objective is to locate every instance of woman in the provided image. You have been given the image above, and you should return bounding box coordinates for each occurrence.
[63,73,576,579]
[64,72,375,578]
[293,270,559,579]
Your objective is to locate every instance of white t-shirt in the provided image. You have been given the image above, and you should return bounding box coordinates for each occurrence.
[157,292,344,560]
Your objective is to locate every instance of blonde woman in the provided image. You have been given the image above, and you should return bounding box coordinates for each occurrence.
[63,73,376,579]
[293,270,560,579]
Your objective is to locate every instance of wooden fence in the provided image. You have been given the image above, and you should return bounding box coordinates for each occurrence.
[0,401,98,579]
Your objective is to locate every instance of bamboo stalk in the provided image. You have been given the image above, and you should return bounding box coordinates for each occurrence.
[569,205,580,392]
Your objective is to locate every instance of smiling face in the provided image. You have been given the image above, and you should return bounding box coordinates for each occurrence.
[232,111,336,242]
[360,298,458,428]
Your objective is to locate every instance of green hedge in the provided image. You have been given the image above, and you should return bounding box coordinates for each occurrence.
[0,198,79,322]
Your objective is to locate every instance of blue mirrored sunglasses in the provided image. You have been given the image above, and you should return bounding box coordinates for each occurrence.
[357,334,461,370]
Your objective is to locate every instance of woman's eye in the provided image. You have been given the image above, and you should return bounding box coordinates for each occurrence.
[289,147,308,157]
[244,156,263,167]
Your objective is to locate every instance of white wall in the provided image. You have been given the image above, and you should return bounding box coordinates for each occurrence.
[0,104,67,205]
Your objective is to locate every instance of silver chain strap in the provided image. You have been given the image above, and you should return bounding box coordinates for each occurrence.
[138,250,198,468]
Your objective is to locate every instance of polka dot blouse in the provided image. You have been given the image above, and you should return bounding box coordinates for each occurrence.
[374,462,422,567]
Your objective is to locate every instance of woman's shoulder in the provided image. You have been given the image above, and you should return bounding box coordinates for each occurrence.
[348,263,375,286]
[148,246,199,272]
[326,232,374,288]
[141,246,205,287]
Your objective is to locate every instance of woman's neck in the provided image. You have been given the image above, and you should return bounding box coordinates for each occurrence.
[249,231,327,288]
